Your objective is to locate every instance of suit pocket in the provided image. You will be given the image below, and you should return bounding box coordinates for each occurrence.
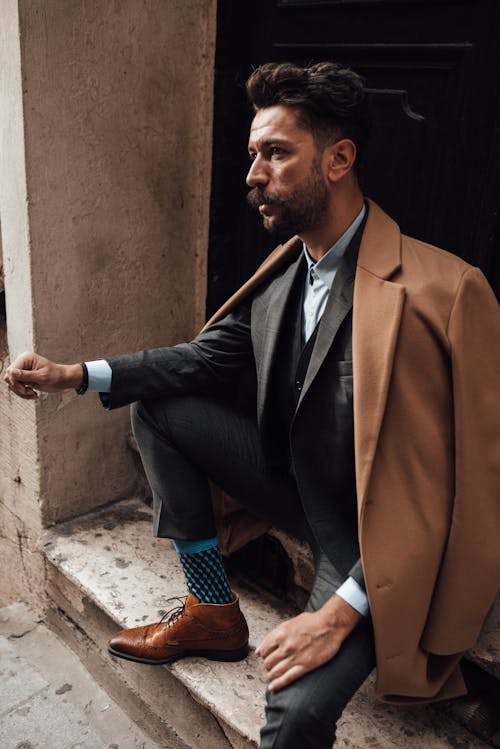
[336,360,353,405]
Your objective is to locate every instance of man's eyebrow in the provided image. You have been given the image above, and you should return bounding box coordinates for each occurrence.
[248,137,291,152]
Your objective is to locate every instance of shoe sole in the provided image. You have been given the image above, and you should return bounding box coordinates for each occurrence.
[108,643,249,665]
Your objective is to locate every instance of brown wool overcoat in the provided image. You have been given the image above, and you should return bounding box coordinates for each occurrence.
[205,199,500,703]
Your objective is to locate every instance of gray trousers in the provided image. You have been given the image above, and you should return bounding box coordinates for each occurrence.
[131,395,376,749]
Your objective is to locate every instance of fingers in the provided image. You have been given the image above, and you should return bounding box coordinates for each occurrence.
[3,352,51,398]
[9,351,37,371]
[268,664,305,692]
[257,633,303,691]
[5,381,38,399]
[4,369,32,391]
[4,373,39,397]
[3,361,40,398]
[256,634,279,660]
[266,650,296,682]
[257,620,294,658]
[6,367,35,383]
[261,646,288,673]
[256,611,343,693]
[262,640,311,685]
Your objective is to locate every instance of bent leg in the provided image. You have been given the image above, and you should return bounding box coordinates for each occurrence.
[131,395,307,540]
[109,395,307,667]
[260,554,375,749]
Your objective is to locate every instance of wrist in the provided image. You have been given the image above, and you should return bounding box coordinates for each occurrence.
[63,363,85,390]
[318,595,362,633]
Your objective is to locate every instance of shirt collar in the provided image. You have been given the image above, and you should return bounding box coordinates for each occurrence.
[302,203,366,289]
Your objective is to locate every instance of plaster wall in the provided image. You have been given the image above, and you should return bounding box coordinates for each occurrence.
[0,0,44,608]
[0,0,216,604]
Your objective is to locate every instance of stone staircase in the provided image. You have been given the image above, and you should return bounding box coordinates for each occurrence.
[39,497,499,749]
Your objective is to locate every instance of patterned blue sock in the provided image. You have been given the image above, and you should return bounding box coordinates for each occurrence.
[174,537,234,604]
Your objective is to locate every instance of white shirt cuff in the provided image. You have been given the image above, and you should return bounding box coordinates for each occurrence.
[85,359,112,392]
[336,576,370,616]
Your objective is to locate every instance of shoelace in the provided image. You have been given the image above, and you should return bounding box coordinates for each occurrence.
[158,596,188,628]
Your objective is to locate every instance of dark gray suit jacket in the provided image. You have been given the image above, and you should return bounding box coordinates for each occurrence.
[101,238,364,587]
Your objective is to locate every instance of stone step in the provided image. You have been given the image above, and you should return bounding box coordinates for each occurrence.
[40,498,494,748]
[468,596,499,680]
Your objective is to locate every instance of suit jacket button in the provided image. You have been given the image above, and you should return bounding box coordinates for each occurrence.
[295,381,302,390]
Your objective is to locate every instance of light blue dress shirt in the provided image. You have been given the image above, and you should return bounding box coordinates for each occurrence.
[302,203,366,341]
[86,359,113,392]
[85,204,369,616]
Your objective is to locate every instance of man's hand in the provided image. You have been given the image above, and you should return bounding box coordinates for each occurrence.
[3,352,83,399]
[256,594,363,692]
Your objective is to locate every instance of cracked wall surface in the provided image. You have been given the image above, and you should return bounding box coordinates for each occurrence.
[0,0,216,605]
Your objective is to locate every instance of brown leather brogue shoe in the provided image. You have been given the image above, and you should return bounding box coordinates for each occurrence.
[108,593,249,665]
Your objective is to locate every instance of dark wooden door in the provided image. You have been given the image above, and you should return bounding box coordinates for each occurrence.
[207,0,500,316]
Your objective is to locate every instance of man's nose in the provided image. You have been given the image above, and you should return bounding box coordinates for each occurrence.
[246,155,268,187]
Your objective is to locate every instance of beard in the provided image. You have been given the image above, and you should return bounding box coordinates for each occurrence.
[247,160,329,236]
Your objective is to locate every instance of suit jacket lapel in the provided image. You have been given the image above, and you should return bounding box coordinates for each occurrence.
[256,251,305,426]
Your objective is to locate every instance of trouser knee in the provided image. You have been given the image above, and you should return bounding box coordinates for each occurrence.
[130,397,173,450]
[130,400,154,455]
[129,396,218,539]
[260,687,339,749]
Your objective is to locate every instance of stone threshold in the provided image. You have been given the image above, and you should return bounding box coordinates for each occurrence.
[40,497,493,748]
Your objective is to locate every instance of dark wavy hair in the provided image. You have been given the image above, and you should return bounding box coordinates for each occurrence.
[246,62,371,173]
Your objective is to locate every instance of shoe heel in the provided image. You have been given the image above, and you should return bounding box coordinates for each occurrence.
[205,644,249,662]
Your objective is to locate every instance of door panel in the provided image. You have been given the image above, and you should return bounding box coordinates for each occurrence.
[207,0,500,314]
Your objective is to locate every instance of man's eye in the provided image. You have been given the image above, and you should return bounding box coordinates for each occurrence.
[270,147,285,157]
[249,152,257,161]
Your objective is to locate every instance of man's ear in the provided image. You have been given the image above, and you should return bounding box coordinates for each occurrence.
[325,139,357,183]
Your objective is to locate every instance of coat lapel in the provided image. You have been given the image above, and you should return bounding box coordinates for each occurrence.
[353,200,406,518]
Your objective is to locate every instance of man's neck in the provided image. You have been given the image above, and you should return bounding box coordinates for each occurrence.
[301,192,365,262]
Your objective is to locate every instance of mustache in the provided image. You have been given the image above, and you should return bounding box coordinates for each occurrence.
[247,188,290,210]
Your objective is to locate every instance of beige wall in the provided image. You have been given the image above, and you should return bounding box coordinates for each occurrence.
[0,0,216,605]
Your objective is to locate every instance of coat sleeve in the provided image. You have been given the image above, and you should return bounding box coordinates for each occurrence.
[99,300,254,410]
[421,267,500,655]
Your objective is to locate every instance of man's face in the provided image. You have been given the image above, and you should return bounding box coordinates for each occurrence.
[246,105,329,236]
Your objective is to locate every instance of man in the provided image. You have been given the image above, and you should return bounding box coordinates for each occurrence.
[4,62,499,749]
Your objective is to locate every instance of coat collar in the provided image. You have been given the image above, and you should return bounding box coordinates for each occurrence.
[358,198,402,281]
[201,198,402,335]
